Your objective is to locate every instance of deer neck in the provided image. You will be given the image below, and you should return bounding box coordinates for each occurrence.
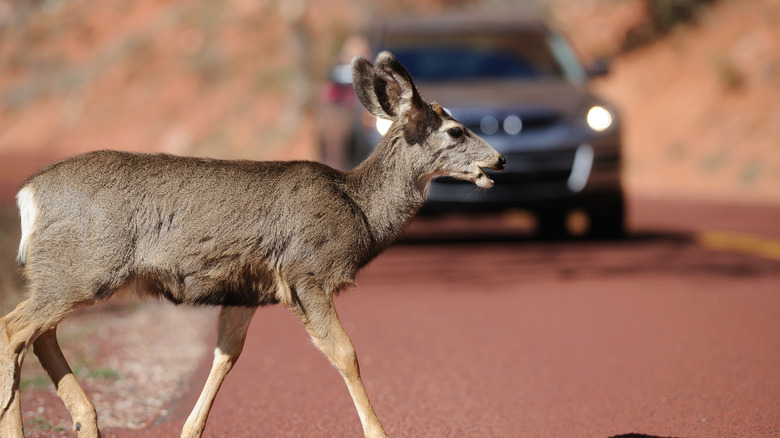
[346,133,431,249]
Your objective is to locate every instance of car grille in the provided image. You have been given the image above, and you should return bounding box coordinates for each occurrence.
[461,112,560,136]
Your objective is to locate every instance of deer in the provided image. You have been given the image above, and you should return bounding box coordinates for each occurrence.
[0,51,505,438]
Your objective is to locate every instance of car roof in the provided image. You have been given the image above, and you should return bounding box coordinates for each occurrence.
[373,10,552,40]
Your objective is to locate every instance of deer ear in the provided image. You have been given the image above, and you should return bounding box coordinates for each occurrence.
[372,51,426,126]
[352,55,393,120]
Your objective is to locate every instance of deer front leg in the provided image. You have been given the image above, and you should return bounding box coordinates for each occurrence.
[33,327,100,437]
[290,294,387,438]
[181,306,257,438]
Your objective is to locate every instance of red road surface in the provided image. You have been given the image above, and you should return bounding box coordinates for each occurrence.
[102,198,780,437]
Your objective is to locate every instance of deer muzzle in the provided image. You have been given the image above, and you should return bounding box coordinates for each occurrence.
[474,153,506,189]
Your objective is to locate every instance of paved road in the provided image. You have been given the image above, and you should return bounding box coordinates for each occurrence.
[112,199,780,437]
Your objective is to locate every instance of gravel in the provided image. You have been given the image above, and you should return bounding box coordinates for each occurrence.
[19,298,217,436]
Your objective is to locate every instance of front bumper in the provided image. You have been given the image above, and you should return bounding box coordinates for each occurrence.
[422,139,623,213]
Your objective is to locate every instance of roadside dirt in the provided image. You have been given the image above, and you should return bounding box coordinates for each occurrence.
[17,297,215,437]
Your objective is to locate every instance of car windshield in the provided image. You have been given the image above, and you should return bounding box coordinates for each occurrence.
[383,29,581,83]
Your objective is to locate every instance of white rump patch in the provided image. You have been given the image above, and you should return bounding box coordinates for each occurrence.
[16,186,38,265]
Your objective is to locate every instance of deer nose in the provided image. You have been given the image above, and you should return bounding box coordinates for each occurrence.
[496,154,506,171]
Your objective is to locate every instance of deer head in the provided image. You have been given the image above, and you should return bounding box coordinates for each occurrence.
[352,51,505,190]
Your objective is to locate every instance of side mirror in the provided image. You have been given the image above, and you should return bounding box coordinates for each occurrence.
[585,58,610,78]
[329,64,353,85]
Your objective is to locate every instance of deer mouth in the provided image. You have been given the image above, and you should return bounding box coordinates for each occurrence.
[474,167,495,189]
[446,167,494,188]
[473,155,505,188]
[450,157,504,189]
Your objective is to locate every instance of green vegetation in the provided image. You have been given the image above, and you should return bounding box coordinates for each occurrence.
[711,53,746,91]
[26,416,66,433]
[20,373,51,391]
[87,367,121,380]
[623,0,718,51]
[647,0,717,33]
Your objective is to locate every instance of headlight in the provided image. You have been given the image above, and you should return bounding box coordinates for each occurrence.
[375,117,392,136]
[586,105,613,132]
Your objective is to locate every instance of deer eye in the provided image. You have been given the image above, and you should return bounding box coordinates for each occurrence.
[447,126,463,139]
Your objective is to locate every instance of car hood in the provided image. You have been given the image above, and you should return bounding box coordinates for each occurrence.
[415,79,593,118]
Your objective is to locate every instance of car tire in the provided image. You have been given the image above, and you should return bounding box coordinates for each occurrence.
[536,207,568,239]
[587,195,626,238]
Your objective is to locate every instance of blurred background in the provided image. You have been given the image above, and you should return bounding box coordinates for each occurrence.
[1,1,779,435]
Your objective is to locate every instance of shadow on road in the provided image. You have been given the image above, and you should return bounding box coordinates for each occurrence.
[384,214,780,284]
[397,227,689,246]
[397,210,692,246]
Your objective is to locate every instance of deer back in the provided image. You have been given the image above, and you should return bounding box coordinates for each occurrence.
[18,151,371,307]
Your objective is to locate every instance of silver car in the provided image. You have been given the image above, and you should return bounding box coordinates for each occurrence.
[319,13,625,237]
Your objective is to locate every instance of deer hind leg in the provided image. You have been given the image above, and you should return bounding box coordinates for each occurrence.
[0,317,23,438]
[288,292,387,438]
[33,326,100,437]
[0,299,80,437]
[181,305,257,438]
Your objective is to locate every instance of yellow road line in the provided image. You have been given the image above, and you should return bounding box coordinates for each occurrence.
[697,230,780,261]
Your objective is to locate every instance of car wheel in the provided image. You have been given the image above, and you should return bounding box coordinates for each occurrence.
[536,207,568,239]
[587,195,626,238]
